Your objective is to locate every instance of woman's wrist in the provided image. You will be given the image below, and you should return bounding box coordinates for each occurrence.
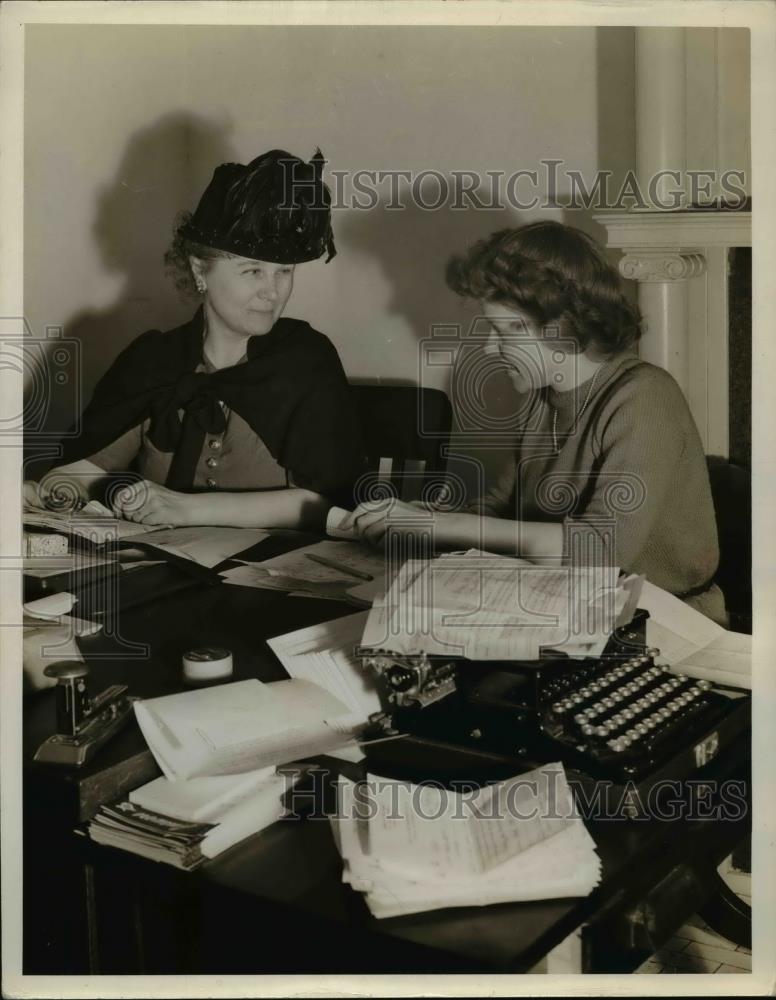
[180,491,213,527]
[432,510,482,549]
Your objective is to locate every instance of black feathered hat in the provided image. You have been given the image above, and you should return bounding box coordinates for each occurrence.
[179,148,336,264]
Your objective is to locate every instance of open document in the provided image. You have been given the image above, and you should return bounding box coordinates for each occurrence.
[134,678,363,780]
[361,550,626,661]
[333,762,601,918]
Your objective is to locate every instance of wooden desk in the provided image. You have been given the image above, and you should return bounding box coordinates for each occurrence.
[22,533,751,975]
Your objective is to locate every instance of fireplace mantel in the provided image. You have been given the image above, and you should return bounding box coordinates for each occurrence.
[594,210,751,250]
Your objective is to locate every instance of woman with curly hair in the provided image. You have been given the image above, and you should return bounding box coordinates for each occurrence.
[26,149,364,529]
[346,221,725,623]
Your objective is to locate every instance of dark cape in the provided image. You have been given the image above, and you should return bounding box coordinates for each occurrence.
[60,308,366,503]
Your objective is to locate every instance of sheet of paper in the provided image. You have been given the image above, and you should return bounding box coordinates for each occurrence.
[672,630,752,689]
[22,552,116,578]
[23,592,77,619]
[326,506,357,540]
[364,764,576,878]
[641,579,724,660]
[267,611,381,720]
[223,540,388,603]
[136,526,269,568]
[222,563,362,601]
[256,540,385,585]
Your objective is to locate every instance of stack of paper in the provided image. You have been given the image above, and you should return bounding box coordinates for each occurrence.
[134,678,363,780]
[333,763,601,918]
[89,767,294,869]
[23,500,159,544]
[361,550,627,661]
[267,612,381,762]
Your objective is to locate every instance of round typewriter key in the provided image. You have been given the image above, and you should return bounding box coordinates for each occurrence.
[675,673,688,682]
[688,686,701,698]
[582,724,596,736]
[594,725,609,737]
[658,707,671,720]
[697,679,712,691]
[647,647,661,658]
[622,708,635,720]
[570,694,585,704]
[601,696,615,708]
[635,722,649,735]
[551,703,564,713]
[574,713,588,725]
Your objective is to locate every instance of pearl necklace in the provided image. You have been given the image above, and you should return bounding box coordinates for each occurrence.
[552,364,603,453]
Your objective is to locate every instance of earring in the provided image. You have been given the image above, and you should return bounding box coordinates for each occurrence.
[195,277,207,295]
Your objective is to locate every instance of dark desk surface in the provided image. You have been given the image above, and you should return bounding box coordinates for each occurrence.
[23,531,752,974]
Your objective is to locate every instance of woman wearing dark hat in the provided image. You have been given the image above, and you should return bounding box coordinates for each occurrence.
[28,149,364,529]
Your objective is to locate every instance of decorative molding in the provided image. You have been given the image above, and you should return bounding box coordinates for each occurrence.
[619,251,707,283]
[593,210,751,250]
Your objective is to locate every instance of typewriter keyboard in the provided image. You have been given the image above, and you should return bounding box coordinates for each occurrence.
[547,650,726,767]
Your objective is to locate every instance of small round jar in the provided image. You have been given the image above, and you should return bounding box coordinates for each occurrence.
[182,647,233,685]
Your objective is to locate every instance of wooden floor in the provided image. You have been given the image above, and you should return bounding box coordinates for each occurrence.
[635,870,752,975]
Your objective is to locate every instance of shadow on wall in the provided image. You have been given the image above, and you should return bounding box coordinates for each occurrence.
[26,112,236,478]
[338,196,529,500]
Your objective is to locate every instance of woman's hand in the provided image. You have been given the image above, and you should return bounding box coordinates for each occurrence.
[23,480,50,509]
[111,480,195,527]
[343,498,449,548]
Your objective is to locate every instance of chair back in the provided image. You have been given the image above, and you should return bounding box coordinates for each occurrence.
[706,456,752,633]
[350,383,452,503]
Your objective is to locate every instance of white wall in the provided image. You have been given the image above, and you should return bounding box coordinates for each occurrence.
[25,24,625,487]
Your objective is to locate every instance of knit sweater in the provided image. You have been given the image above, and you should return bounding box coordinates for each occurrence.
[471,353,726,624]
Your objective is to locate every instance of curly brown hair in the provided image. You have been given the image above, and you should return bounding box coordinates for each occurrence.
[163,211,235,300]
[446,221,641,355]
